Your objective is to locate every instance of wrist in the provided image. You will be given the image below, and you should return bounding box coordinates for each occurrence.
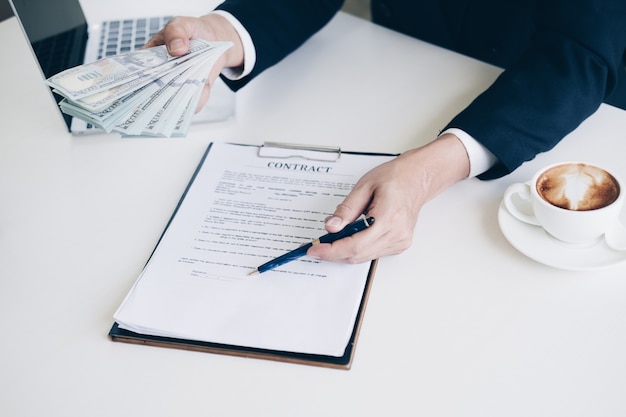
[200,13,245,70]
[400,133,470,202]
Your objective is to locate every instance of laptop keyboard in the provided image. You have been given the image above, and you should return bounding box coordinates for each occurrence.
[97,16,172,59]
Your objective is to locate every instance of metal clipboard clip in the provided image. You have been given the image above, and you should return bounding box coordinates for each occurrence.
[257,141,341,162]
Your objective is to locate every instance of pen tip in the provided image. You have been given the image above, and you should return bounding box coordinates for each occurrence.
[248,269,259,276]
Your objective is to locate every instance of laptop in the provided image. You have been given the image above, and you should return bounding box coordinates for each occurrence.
[8,0,235,134]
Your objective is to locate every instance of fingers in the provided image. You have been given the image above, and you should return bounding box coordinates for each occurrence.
[194,52,227,112]
[140,14,237,114]
[309,197,416,263]
[323,183,373,232]
[193,85,209,112]
[308,161,422,263]
[143,16,194,55]
[306,136,471,264]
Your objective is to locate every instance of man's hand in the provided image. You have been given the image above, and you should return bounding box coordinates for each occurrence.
[144,14,245,111]
[307,133,470,263]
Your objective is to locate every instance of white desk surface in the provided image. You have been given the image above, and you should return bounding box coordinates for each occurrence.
[2,1,626,416]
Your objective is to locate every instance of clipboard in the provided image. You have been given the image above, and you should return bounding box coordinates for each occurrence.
[109,260,377,370]
[109,142,397,370]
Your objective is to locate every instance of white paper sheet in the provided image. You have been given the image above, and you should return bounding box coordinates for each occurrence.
[114,142,395,356]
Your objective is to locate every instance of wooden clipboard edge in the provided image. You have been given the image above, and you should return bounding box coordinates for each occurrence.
[343,257,378,368]
[109,258,378,370]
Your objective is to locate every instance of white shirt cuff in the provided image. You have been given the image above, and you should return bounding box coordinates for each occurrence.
[210,10,256,80]
[440,128,498,178]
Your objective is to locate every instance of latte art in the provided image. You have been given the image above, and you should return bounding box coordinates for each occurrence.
[536,163,620,211]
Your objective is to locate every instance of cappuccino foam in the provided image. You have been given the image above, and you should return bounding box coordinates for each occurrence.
[536,163,620,211]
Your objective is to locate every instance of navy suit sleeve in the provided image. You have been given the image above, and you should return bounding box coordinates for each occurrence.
[215,0,344,91]
[445,0,626,179]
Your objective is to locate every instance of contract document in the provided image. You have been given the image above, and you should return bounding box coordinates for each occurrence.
[111,142,396,367]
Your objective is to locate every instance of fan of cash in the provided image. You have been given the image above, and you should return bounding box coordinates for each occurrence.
[46,40,232,137]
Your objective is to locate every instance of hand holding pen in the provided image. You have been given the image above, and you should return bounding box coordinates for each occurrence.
[249,216,375,275]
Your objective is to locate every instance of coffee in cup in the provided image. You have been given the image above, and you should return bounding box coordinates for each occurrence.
[535,163,620,211]
[504,162,624,245]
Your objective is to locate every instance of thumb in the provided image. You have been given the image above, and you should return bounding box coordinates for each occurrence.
[324,185,372,232]
[166,37,189,56]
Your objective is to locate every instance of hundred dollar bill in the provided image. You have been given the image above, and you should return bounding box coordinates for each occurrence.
[114,62,208,136]
[59,71,182,132]
[65,47,216,113]
[114,71,190,136]
[47,39,233,137]
[47,40,232,101]
[69,76,160,113]
[140,61,211,137]
[167,61,216,137]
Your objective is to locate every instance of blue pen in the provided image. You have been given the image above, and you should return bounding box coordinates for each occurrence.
[249,216,375,275]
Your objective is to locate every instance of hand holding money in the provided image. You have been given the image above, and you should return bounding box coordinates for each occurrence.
[46,39,232,137]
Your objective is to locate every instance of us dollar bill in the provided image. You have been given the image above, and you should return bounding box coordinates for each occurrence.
[47,39,227,100]
[46,40,233,137]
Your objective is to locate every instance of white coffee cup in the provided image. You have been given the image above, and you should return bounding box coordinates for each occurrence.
[503,162,624,246]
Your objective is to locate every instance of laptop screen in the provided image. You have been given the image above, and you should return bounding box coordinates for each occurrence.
[9,0,89,128]
[10,0,88,77]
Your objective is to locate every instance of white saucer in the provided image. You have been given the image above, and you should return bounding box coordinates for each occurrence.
[498,201,626,271]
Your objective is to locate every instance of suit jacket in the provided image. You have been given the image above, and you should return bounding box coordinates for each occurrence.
[217,0,626,179]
